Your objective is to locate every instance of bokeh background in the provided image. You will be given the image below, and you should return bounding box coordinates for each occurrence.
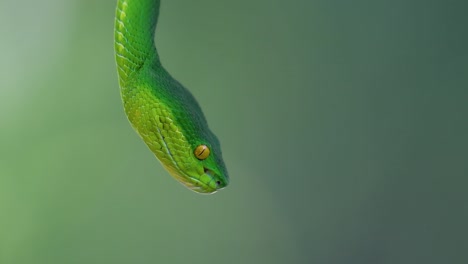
[1,0,467,263]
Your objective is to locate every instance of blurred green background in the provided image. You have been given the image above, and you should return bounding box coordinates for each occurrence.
[1,0,467,263]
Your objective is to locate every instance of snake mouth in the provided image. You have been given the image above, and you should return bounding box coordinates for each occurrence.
[185,167,225,194]
[204,167,227,189]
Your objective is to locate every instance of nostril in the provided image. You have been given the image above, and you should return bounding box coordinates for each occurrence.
[203,167,224,188]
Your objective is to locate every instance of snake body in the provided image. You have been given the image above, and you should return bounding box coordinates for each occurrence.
[114,0,228,193]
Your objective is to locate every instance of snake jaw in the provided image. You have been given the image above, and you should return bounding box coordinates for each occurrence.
[203,167,228,189]
[162,162,226,194]
[185,167,226,194]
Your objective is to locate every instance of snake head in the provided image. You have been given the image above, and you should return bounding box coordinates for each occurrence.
[160,141,229,194]
[126,87,229,194]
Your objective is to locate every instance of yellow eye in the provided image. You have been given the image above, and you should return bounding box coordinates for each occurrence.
[194,145,210,160]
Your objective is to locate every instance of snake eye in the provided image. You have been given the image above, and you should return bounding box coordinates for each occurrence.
[194,145,210,160]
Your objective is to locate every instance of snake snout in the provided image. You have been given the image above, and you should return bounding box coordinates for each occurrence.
[203,167,228,190]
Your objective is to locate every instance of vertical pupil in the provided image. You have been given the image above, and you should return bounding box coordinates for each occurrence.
[195,145,210,160]
[197,148,206,156]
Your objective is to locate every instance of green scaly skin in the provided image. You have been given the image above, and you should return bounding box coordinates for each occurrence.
[114,0,228,193]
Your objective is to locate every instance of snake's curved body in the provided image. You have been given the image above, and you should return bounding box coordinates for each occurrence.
[114,0,228,193]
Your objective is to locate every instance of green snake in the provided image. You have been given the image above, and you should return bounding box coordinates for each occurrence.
[114,0,228,194]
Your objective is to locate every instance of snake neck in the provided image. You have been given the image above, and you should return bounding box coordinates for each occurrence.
[115,0,161,85]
